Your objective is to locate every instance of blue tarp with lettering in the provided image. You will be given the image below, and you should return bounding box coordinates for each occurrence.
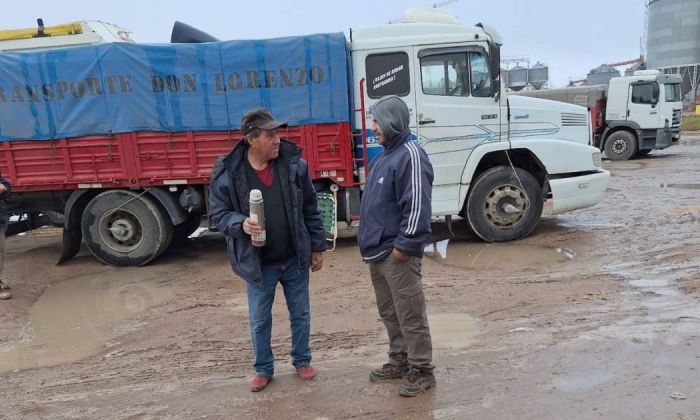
[0,33,350,141]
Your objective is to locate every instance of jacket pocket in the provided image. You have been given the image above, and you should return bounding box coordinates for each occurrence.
[365,227,385,248]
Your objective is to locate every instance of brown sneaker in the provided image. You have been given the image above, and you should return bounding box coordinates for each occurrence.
[369,363,409,382]
[0,291,10,300]
[399,367,436,397]
[248,374,272,392]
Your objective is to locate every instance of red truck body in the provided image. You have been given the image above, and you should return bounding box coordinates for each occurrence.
[1,122,354,193]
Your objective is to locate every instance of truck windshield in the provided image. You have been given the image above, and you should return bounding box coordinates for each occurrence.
[664,83,681,102]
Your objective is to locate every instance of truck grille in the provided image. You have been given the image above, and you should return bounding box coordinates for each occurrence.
[561,112,588,127]
[672,109,681,127]
[671,109,681,141]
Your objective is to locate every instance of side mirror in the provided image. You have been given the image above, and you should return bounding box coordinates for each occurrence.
[488,41,501,100]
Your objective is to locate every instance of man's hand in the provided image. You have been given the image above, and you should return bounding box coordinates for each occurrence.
[242,217,263,236]
[0,184,6,194]
[391,248,409,262]
[310,251,324,272]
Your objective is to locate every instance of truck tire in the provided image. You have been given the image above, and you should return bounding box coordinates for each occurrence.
[81,190,173,266]
[604,131,637,161]
[465,166,543,242]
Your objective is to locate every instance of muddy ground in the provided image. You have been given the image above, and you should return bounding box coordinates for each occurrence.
[1,135,699,419]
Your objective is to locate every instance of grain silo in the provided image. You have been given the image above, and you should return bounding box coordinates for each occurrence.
[586,64,621,86]
[500,67,509,89]
[646,0,700,105]
[507,65,528,91]
[528,62,549,90]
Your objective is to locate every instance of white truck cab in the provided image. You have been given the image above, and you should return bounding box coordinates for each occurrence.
[351,8,609,241]
[0,20,138,52]
[605,70,682,157]
[518,70,683,160]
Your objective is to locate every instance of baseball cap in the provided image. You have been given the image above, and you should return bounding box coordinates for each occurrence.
[240,109,288,135]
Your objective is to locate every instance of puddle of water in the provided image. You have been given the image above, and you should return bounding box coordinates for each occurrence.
[629,279,670,288]
[0,272,172,373]
[660,183,700,190]
[428,313,479,349]
[552,371,614,393]
[424,240,573,269]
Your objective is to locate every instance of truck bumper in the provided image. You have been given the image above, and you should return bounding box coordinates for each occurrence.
[654,127,674,149]
[544,170,610,215]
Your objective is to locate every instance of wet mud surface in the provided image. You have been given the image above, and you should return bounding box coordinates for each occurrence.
[1,136,699,418]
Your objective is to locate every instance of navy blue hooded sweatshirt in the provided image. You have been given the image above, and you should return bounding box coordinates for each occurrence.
[358,96,434,263]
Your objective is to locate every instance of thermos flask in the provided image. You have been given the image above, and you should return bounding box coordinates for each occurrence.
[249,189,266,247]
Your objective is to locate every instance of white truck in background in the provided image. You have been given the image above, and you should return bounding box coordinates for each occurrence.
[518,71,683,160]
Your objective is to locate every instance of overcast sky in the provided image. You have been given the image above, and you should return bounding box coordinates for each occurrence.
[1,0,645,87]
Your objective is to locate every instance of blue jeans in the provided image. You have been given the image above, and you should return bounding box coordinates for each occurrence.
[245,258,311,376]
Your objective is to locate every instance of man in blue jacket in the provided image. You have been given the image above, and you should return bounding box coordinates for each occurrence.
[358,96,436,397]
[209,109,327,392]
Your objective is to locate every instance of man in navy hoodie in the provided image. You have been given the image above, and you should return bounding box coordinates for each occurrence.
[358,96,436,397]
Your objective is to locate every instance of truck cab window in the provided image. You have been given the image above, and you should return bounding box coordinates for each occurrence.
[366,52,411,99]
[468,52,492,97]
[420,53,468,96]
[631,83,656,105]
[664,83,681,102]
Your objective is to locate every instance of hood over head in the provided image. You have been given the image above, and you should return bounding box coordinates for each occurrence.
[369,96,410,147]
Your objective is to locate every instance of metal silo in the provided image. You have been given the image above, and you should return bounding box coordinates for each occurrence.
[586,64,621,86]
[500,68,509,89]
[528,62,549,90]
[646,0,700,69]
[507,65,528,91]
[646,0,700,104]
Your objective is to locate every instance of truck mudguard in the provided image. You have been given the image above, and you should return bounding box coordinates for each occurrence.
[0,33,350,141]
[602,121,641,141]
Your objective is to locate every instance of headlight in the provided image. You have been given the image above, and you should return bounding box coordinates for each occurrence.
[592,151,603,168]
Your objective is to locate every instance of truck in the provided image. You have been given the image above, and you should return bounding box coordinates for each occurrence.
[0,9,609,267]
[0,19,139,51]
[517,71,683,160]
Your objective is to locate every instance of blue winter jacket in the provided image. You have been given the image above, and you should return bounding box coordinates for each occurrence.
[358,131,434,263]
[208,140,327,286]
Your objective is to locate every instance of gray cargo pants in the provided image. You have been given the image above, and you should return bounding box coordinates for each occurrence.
[369,254,434,371]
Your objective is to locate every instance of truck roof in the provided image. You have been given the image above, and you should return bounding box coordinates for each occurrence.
[610,70,683,85]
[0,20,139,52]
[351,8,499,50]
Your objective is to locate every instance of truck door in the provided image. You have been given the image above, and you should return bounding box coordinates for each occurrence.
[627,81,659,130]
[413,46,500,215]
[354,47,417,176]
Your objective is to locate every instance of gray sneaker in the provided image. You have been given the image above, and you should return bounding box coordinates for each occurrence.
[0,291,10,300]
[399,367,436,397]
[369,363,409,382]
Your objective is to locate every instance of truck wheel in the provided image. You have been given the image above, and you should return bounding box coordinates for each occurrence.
[465,166,543,242]
[604,131,637,161]
[81,190,172,266]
